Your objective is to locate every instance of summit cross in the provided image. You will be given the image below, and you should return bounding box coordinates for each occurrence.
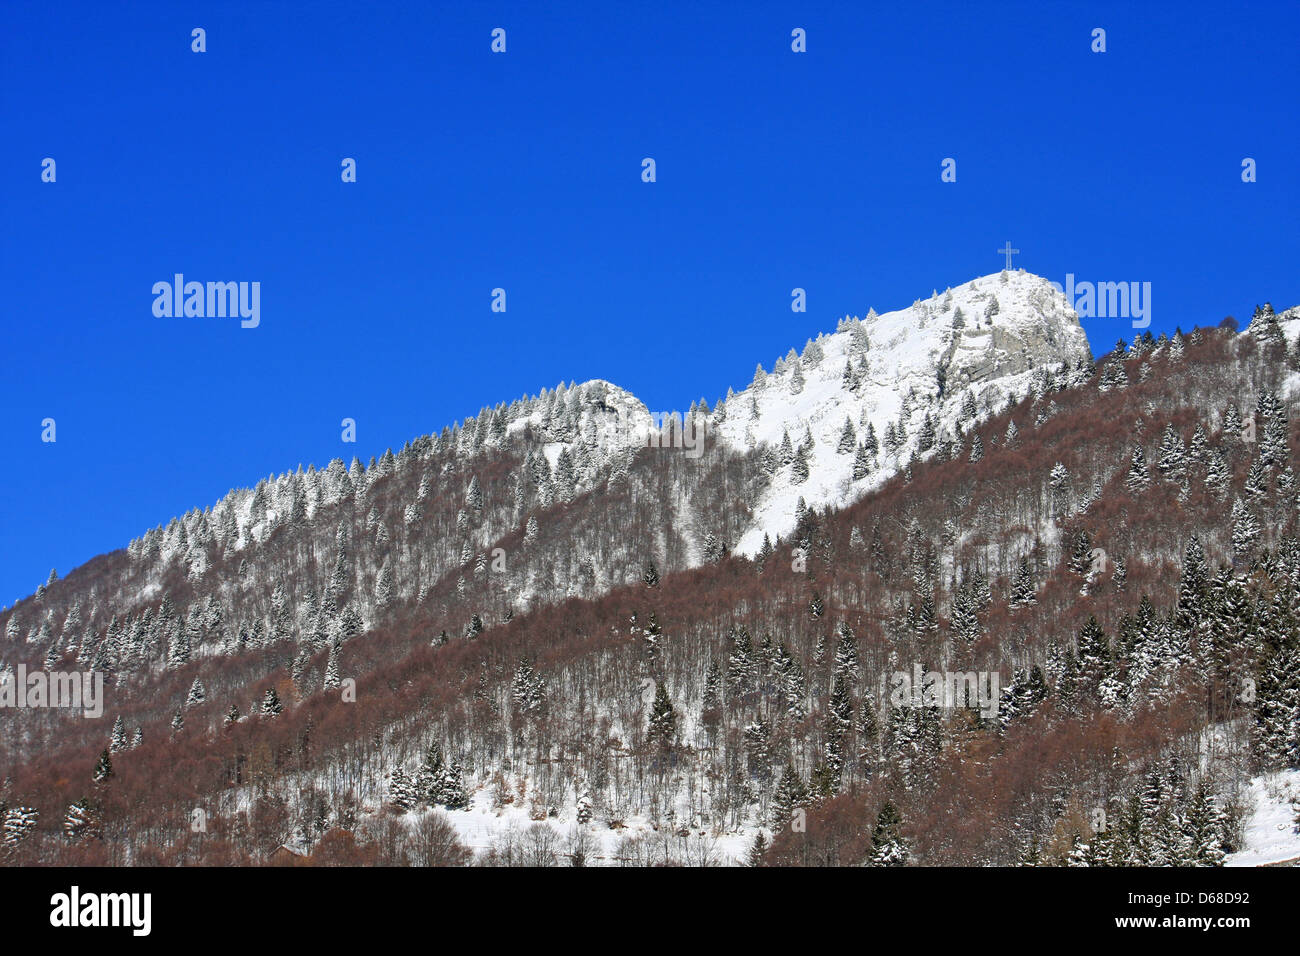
[998,242,1020,270]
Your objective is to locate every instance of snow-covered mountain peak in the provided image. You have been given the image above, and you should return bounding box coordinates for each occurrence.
[506,378,655,447]
[708,270,1093,556]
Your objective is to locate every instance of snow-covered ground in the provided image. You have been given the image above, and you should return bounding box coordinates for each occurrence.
[1225,769,1300,867]
[433,788,756,866]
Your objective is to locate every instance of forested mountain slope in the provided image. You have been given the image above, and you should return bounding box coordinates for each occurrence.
[3,278,1299,867]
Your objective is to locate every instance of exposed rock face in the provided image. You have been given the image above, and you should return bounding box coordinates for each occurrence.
[574,379,656,447]
[952,277,1090,387]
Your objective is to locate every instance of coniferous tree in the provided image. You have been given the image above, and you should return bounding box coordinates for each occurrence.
[852,442,872,480]
[167,623,191,669]
[1125,445,1151,491]
[918,414,936,453]
[863,421,879,460]
[1252,637,1300,770]
[63,798,103,843]
[261,687,283,717]
[868,801,908,866]
[837,417,857,454]
[416,742,446,804]
[1068,528,1094,578]
[791,446,810,484]
[770,763,807,831]
[1245,458,1269,499]
[511,657,546,717]
[1231,498,1261,558]
[726,626,757,699]
[1182,779,1229,866]
[92,749,113,784]
[388,766,418,812]
[2,808,40,852]
[324,640,341,689]
[701,658,722,719]
[824,674,853,790]
[375,560,395,609]
[109,715,128,753]
[949,585,980,646]
[702,531,723,563]
[808,590,825,620]
[647,681,677,752]
[1156,425,1187,481]
[438,758,469,810]
[1009,557,1038,608]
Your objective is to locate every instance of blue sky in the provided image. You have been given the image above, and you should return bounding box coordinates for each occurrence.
[2,0,1297,605]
